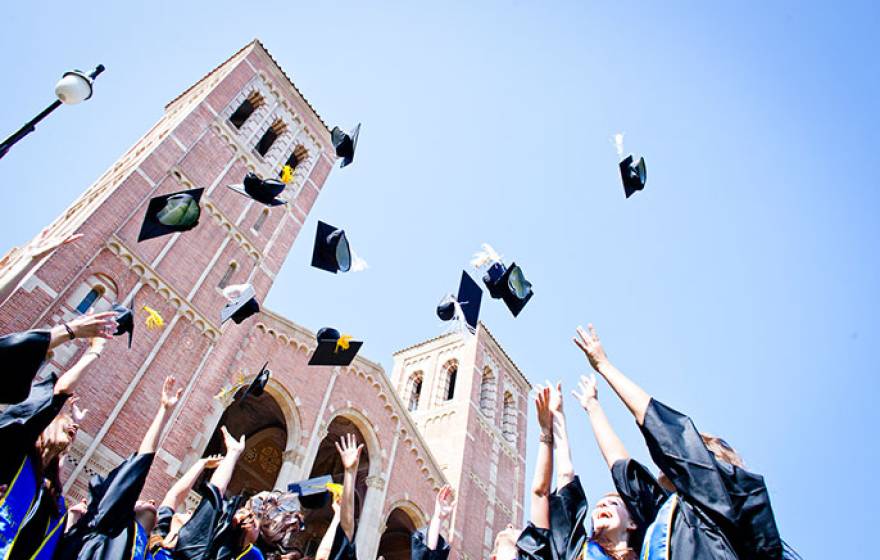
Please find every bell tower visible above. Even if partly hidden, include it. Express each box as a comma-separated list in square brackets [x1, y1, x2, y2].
[391, 325, 530, 560]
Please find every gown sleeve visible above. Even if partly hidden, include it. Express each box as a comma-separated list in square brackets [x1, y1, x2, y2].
[0, 329, 50, 404]
[85, 452, 156, 534]
[329, 523, 357, 560]
[153, 505, 175, 538]
[516, 523, 554, 560]
[548, 476, 588, 560]
[639, 398, 783, 559]
[610, 458, 668, 550]
[173, 482, 225, 560]
[411, 527, 450, 560]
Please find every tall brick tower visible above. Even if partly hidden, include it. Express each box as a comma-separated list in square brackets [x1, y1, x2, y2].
[391, 326, 531, 560]
[0, 40, 337, 498]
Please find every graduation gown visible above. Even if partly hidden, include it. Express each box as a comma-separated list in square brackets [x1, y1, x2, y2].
[516, 523, 555, 560]
[326, 524, 357, 560]
[411, 527, 450, 560]
[0, 329, 51, 404]
[547, 477, 628, 560]
[612, 398, 783, 560]
[59, 452, 155, 560]
[172, 483, 226, 560]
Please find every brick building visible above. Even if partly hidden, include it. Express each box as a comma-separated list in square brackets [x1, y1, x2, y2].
[0, 40, 530, 560]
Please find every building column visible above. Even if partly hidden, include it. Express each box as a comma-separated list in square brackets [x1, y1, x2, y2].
[355, 474, 388, 559]
[274, 448, 303, 490]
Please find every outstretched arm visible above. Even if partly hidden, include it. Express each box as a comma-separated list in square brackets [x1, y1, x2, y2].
[54, 337, 106, 395]
[547, 381, 575, 489]
[0, 232, 83, 307]
[530, 386, 554, 529]
[161, 455, 222, 510]
[315, 500, 342, 560]
[573, 374, 630, 468]
[139, 376, 182, 454]
[428, 485, 456, 549]
[48, 310, 117, 353]
[209, 426, 246, 497]
[336, 433, 364, 541]
[574, 325, 651, 425]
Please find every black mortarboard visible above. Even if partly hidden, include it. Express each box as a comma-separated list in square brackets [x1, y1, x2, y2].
[308, 327, 363, 366]
[236, 361, 270, 402]
[112, 303, 133, 348]
[311, 221, 352, 274]
[437, 271, 483, 331]
[287, 475, 333, 509]
[483, 262, 534, 317]
[220, 284, 260, 325]
[619, 154, 647, 198]
[331, 123, 361, 168]
[137, 188, 204, 242]
[227, 172, 287, 206]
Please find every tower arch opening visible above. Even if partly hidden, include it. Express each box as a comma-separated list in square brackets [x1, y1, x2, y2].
[377, 506, 422, 560]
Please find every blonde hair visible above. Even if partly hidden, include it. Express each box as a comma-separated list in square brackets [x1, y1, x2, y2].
[700, 433, 744, 468]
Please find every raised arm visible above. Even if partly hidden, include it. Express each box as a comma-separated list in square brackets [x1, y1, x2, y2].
[0, 232, 83, 306]
[315, 499, 342, 560]
[530, 386, 554, 529]
[48, 310, 118, 353]
[572, 374, 630, 468]
[547, 381, 575, 489]
[427, 485, 456, 549]
[139, 376, 182, 454]
[209, 426, 246, 497]
[161, 455, 222, 510]
[336, 433, 364, 541]
[574, 325, 651, 425]
[54, 337, 106, 395]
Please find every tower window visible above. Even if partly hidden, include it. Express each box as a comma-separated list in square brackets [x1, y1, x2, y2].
[255, 119, 287, 157]
[502, 392, 516, 444]
[279, 144, 309, 178]
[407, 372, 423, 412]
[438, 360, 458, 403]
[479, 367, 496, 416]
[75, 285, 105, 314]
[253, 208, 269, 232]
[218, 261, 238, 289]
[228, 91, 265, 129]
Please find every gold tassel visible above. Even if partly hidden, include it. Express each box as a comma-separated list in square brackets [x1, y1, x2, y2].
[335, 334, 353, 353]
[280, 165, 293, 184]
[325, 482, 344, 501]
[143, 306, 165, 330]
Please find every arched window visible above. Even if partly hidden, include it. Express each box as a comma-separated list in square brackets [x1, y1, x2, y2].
[438, 360, 458, 403]
[228, 91, 265, 129]
[253, 208, 269, 232]
[218, 261, 238, 289]
[255, 119, 287, 157]
[479, 367, 496, 416]
[502, 391, 516, 444]
[279, 144, 309, 179]
[75, 285, 104, 314]
[406, 372, 423, 412]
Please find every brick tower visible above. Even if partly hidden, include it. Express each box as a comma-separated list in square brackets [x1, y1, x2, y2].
[391, 326, 531, 560]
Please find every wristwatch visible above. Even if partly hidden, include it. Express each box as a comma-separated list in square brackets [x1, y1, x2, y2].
[63, 323, 76, 340]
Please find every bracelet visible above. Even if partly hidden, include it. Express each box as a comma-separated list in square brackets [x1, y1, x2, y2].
[85, 351, 101, 359]
[63, 323, 76, 340]
[539, 432, 554, 444]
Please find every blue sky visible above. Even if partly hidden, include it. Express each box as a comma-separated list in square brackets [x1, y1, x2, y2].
[2, 1, 878, 555]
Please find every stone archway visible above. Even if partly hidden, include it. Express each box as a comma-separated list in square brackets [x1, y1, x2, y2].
[377, 505, 423, 560]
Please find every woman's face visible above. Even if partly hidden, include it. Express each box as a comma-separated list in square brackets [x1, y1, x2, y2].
[590, 495, 633, 535]
[235, 506, 261, 546]
[491, 524, 522, 560]
[43, 414, 79, 451]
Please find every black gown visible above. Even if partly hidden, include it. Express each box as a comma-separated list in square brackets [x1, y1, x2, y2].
[58, 452, 155, 560]
[0, 329, 51, 404]
[516, 523, 555, 560]
[410, 527, 449, 560]
[326, 523, 357, 560]
[611, 398, 783, 559]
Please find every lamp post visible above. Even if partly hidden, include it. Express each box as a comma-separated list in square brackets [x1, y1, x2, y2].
[0, 64, 105, 160]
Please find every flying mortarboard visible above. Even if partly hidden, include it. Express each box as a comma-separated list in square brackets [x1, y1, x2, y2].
[437, 271, 483, 332]
[227, 172, 287, 207]
[331, 123, 361, 168]
[619, 154, 647, 198]
[220, 284, 260, 325]
[236, 361, 270, 402]
[310, 221, 367, 274]
[137, 188, 204, 242]
[111, 303, 133, 348]
[308, 327, 363, 366]
[471, 243, 534, 317]
[287, 475, 334, 509]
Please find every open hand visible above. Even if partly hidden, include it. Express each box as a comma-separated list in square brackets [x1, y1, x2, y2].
[202, 454, 224, 469]
[534, 385, 553, 433]
[69, 396, 89, 423]
[545, 380, 564, 414]
[572, 374, 599, 411]
[574, 324, 611, 373]
[221, 426, 246, 455]
[27, 230, 83, 261]
[161, 376, 183, 410]
[68, 311, 117, 339]
[434, 484, 456, 520]
[335, 433, 364, 471]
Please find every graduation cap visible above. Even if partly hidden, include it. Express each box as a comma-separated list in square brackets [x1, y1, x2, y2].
[310, 221, 367, 274]
[227, 172, 286, 207]
[619, 154, 647, 198]
[235, 361, 270, 402]
[308, 327, 363, 366]
[472, 244, 534, 317]
[331, 123, 361, 168]
[287, 475, 334, 509]
[137, 188, 204, 242]
[111, 303, 133, 348]
[220, 284, 260, 325]
[437, 271, 483, 332]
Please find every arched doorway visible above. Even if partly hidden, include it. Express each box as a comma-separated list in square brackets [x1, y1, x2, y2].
[201, 390, 287, 497]
[377, 507, 419, 560]
[293, 416, 372, 557]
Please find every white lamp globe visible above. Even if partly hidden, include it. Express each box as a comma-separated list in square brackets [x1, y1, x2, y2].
[54, 71, 93, 105]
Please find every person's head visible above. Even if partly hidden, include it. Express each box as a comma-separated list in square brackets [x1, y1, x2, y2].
[490, 524, 522, 560]
[247, 491, 305, 549]
[590, 493, 637, 552]
[35, 413, 79, 462]
[135, 500, 158, 532]
[234, 505, 262, 548]
[657, 432, 745, 491]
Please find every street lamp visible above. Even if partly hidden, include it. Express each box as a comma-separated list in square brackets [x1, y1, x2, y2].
[0, 64, 105, 160]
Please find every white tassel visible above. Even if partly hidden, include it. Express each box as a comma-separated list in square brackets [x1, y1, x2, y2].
[612, 132, 626, 159]
[349, 248, 368, 272]
[442, 299, 475, 336]
[222, 284, 249, 300]
[470, 243, 502, 269]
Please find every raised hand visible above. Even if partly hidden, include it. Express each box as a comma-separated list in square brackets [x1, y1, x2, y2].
[534, 385, 553, 433]
[572, 374, 599, 411]
[87, 336, 107, 356]
[574, 324, 611, 373]
[161, 376, 183, 410]
[545, 380, 564, 415]
[434, 484, 456, 520]
[221, 426, 246, 455]
[335, 433, 364, 472]
[203, 454, 224, 469]
[26, 230, 84, 260]
[68, 311, 118, 340]
[69, 396, 89, 424]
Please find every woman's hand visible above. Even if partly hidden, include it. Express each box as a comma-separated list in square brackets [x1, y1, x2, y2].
[573, 324, 611, 373]
[546, 380, 564, 415]
[202, 454, 224, 469]
[572, 374, 600, 412]
[335, 433, 364, 472]
[221, 426, 246, 455]
[434, 484, 456, 520]
[26, 231, 83, 261]
[160, 376, 183, 410]
[67, 311, 118, 340]
[534, 385, 553, 434]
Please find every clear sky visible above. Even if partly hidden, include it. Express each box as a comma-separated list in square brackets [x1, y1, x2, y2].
[2, 1, 878, 555]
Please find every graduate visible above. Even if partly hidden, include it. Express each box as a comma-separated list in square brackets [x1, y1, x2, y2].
[0, 310, 116, 404]
[542, 382, 638, 560]
[572, 324, 784, 559]
[314, 434, 362, 560]
[59, 375, 184, 560]
[410, 485, 455, 560]
[0, 230, 83, 307]
[0, 336, 104, 560]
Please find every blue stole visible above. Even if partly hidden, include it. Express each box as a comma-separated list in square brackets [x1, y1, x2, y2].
[236, 544, 264, 560]
[0, 457, 39, 559]
[641, 494, 678, 560]
[131, 521, 149, 560]
[29, 494, 67, 560]
[582, 540, 612, 559]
